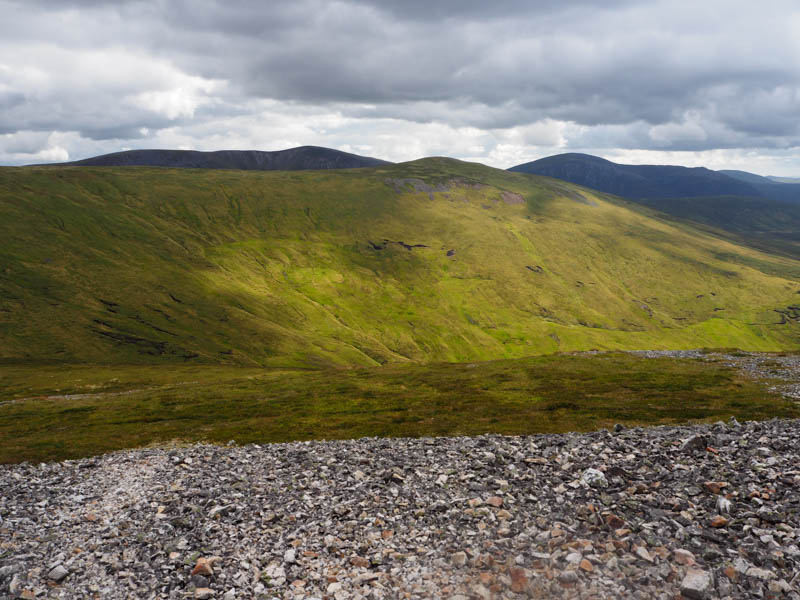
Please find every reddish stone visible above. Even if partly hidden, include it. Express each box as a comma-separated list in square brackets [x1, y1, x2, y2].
[486, 496, 504, 508]
[510, 567, 528, 593]
[614, 528, 632, 538]
[191, 558, 215, 577]
[350, 556, 370, 568]
[653, 546, 669, 559]
[710, 515, 729, 528]
[605, 513, 625, 529]
[703, 481, 727, 495]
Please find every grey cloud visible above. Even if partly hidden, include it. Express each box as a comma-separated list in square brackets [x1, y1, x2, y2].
[1, 0, 800, 161]
[0, 130, 51, 154]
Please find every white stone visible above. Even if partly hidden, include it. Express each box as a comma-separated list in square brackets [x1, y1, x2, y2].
[746, 567, 776, 581]
[327, 582, 343, 594]
[580, 468, 608, 488]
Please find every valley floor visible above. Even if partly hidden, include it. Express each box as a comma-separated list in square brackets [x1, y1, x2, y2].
[2, 351, 800, 464]
[1, 419, 799, 599]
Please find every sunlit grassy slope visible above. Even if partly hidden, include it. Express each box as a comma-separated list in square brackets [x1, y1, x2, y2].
[1, 158, 799, 367]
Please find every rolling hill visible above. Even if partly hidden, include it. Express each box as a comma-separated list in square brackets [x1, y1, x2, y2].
[1, 158, 799, 367]
[41, 146, 390, 171]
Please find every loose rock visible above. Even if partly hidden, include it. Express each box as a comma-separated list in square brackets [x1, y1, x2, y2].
[47, 565, 68, 583]
[580, 468, 608, 488]
[2, 418, 800, 599]
[681, 569, 712, 599]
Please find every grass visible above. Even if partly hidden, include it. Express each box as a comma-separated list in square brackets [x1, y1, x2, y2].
[2, 352, 798, 464]
[632, 195, 800, 262]
[1, 159, 799, 368]
[2, 159, 800, 464]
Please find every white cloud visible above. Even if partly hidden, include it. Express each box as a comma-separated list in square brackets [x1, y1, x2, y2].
[648, 114, 708, 147]
[131, 79, 224, 120]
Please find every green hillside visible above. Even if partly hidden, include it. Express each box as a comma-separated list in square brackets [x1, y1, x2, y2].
[1, 158, 799, 367]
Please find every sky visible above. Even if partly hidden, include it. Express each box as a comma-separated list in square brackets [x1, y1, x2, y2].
[2, 0, 800, 174]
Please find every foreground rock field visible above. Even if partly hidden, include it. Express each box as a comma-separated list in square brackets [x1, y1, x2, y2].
[2, 419, 800, 599]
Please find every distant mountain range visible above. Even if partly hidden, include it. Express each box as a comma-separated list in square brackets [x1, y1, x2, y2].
[768, 176, 800, 184]
[38, 146, 391, 171]
[509, 153, 800, 259]
[509, 153, 800, 204]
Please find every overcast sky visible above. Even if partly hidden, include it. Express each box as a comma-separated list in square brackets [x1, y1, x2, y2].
[2, 0, 800, 174]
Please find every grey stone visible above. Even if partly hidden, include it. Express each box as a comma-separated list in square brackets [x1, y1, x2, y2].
[680, 435, 708, 453]
[47, 564, 69, 583]
[680, 569, 711, 599]
[757, 507, 783, 523]
[558, 570, 579, 583]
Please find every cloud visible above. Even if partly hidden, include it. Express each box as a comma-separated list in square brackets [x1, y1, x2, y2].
[1, 0, 800, 173]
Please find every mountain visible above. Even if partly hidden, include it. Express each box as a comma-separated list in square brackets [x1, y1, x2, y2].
[769, 176, 800, 184]
[509, 154, 800, 259]
[509, 153, 762, 199]
[39, 146, 391, 171]
[718, 169, 777, 186]
[1, 158, 799, 367]
[509, 153, 800, 203]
